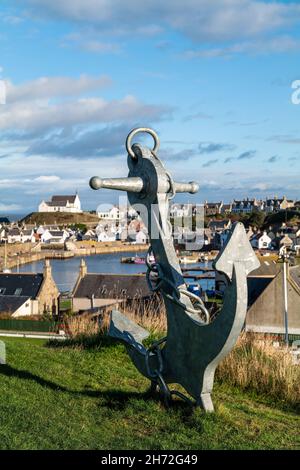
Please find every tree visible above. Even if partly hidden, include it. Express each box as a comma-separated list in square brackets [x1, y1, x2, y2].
[246, 211, 266, 229]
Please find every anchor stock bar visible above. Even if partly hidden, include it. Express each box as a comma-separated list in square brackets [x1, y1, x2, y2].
[90, 176, 199, 194]
[90, 176, 144, 193]
[174, 181, 199, 194]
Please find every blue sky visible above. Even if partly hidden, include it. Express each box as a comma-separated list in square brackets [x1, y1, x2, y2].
[0, 0, 300, 214]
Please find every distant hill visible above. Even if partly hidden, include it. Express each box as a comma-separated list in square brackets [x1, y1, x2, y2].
[20, 212, 100, 226]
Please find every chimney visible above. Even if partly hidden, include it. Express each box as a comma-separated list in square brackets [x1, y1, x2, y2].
[44, 259, 52, 278]
[79, 258, 87, 278]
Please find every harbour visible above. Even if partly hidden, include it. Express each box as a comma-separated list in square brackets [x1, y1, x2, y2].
[11, 251, 215, 293]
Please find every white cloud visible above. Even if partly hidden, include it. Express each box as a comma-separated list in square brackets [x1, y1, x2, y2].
[184, 35, 300, 58]
[62, 32, 122, 54]
[77, 40, 121, 53]
[6, 74, 112, 103]
[2, 15, 24, 25]
[0, 179, 19, 188]
[0, 203, 22, 211]
[34, 175, 61, 183]
[23, 0, 300, 42]
[0, 76, 171, 132]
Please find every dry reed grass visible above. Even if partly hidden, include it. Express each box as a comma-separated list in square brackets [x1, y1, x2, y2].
[216, 332, 300, 408]
[65, 302, 299, 408]
[122, 296, 167, 334]
[66, 315, 100, 337]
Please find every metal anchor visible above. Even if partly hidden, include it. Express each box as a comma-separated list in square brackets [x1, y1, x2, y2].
[89, 127, 260, 412]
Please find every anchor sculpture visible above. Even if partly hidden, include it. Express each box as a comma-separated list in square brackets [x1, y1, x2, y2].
[89, 128, 260, 412]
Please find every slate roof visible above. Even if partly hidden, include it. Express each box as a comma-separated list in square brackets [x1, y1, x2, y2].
[0, 273, 44, 298]
[248, 261, 281, 278]
[205, 202, 222, 208]
[208, 220, 230, 230]
[247, 261, 281, 306]
[49, 231, 65, 237]
[233, 199, 257, 207]
[0, 295, 30, 314]
[52, 195, 77, 204]
[289, 266, 300, 290]
[248, 278, 273, 307]
[46, 201, 69, 207]
[222, 204, 232, 210]
[8, 228, 21, 236]
[73, 274, 152, 300]
[0, 217, 9, 224]
[268, 231, 276, 240]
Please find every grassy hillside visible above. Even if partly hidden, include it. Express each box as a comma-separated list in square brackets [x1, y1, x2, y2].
[0, 336, 299, 450]
[21, 211, 100, 226]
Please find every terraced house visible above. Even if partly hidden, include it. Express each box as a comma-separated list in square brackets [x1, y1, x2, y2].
[0, 260, 59, 317]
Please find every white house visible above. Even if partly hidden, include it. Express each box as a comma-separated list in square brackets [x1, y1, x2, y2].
[37, 225, 46, 235]
[250, 231, 272, 250]
[41, 229, 68, 244]
[20, 229, 34, 243]
[135, 230, 148, 244]
[97, 205, 126, 221]
[82, 229, 96, 241]
[97, 230, 116, 242]
[7, 228, 22, 244]
[39, 194, 82, 213]
[0, 296, 32, 317]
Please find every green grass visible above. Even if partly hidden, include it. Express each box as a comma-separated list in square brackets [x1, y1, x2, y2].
[59, 298, 72, 310]
[0, 336, 299, 450]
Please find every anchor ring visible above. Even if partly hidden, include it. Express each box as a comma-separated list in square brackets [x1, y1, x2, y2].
[126, 127, 160, 160]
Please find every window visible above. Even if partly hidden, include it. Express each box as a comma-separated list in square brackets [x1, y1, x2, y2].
[0, 288, 6, 294]
[14, 288, 22, 296]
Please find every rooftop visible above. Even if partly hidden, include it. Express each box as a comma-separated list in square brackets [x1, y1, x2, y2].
[73, 273, 152, 300]
[0, 295, 30, 314]
[0, 273, 44, 298]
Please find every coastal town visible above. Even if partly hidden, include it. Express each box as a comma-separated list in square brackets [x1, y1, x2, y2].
[0, 191, 299, 346]
[1, 193, 300, 253]
[2, 0, 300, 454]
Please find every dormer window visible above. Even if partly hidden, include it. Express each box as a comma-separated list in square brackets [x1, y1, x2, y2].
[0, 288, 6, 295]
[14, 288, 22, 296]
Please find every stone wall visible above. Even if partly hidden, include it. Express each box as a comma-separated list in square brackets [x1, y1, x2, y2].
[36, 260, 60, 315]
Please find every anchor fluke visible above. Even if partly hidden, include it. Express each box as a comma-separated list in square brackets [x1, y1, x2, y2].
[109, 310, 150, 345]
[213, 222, 260, 281]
